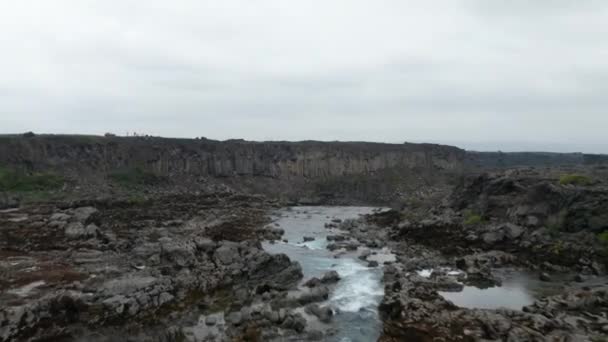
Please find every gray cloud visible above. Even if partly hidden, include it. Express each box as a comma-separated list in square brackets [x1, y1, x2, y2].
[0, 0, 607, 153]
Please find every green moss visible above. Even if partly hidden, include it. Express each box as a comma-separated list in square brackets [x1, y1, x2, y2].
[559, 174, 593, 186]
[598, 231, 608, 244]
[463, 210, 484, 226]
[109, 167, 165, 187]
[550, 240, 565, 255]
[0, 166, 64, 192]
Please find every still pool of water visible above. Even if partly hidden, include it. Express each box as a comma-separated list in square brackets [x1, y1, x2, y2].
[437, 268, 595, 311]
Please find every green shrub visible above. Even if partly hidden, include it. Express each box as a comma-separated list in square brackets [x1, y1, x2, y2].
[109, 167, 164, 187]
[0, 166, 64, 192]
[559, 174, 593, 186]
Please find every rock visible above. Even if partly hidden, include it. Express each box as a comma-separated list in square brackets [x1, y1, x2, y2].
[303, 236, 315, 242]
[249, 253, 303, 290]
[282, 313, 306, 333]
[205, 315, 217, 326]
[574, 274, 585, 283]
[103, 295, 128, 314]
[539, 272, 551, 282]
[65, 222, 98, 239]
[359, 249, 371, 261]
[50, 213, 70, 221]
[482, 230, 504, 245]
[194, 237, 216, 252]
[304, 277, 322, 288]
[320, 271, 340, 283]
[160, 238, 197, 267]
[72, 207, 98, 223]
[297, 286, 330, 305]
[326, 235, 346, 242]
[502, 223, 524, 239]
[526, 215, 540, 227]
[305, 304, 333, 323]
[227, 311, 242, 325]
[368, 261, 379, 268]
[49, 220, 67, 229]
[214, 242, 238, 265]
[590, 261, 604, 276]
[306, 330, 324, 341]
[158, 292, 174, 306]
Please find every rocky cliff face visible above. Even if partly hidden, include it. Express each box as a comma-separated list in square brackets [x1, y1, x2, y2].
[465, 151, 608, 170]
[0, 135, 466, 204]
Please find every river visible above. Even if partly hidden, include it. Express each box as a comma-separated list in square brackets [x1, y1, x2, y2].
[263, 206, 393, 342]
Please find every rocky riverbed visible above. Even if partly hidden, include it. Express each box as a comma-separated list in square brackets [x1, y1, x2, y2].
[2, 164, 608, 341]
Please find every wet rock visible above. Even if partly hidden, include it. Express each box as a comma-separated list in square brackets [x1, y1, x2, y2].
[320, 270, 340, 283]
[305, 304, 333, 323]
[368, 260, 379, 268]
[304, 277, 321, 288]
[539, 272, 551, 282]
[306, 330, 325, 341]
[303, 236, 315, 242]
[359, 249, 371, 261]
[326, 235, 346, 242]
[297, 286, 330, 305]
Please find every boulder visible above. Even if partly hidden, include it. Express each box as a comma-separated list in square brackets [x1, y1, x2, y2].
[72, 207, 98, 223]
[539, 272, 551, 282]
[282, 313, 306, 333]
[65, 222, 98, 239]
[160, 238, 197, 267]
[50, 213, 70, 222]
[502, 223, 525, 240]
[320, 270, 340, 283]
[304, 277, 322, 288]
[297, 286, 330, 305]
[214, 242, 239, 265]
[305, 304, 333, 323]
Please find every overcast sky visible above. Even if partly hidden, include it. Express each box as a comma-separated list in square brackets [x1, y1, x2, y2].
[1, 1, 607, 153]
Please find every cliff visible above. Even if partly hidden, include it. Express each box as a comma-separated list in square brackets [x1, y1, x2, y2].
[0, 134, 466, 204]
[465, 151, 608, 170]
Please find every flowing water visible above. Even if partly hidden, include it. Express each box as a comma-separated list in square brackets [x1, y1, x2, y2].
[262, 206, 601, 341]
[263, 206, 392, 342]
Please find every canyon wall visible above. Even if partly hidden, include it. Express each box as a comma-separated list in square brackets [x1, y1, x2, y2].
[0, 135, 466, 204]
